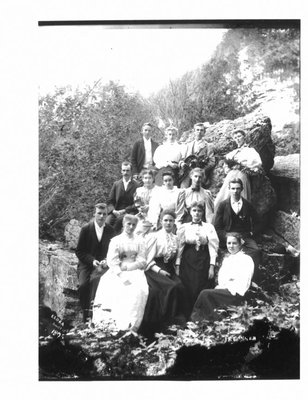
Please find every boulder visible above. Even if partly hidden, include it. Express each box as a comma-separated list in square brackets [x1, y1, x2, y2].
[269, 154, 300, 214]
[203, 112, 275, 172]
[64, 219, 82, 250]
[271, 211, 300, 250]
[39, 240, 82, 326]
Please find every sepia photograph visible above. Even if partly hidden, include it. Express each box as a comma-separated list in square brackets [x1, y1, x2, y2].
[37, 18, 300, 382]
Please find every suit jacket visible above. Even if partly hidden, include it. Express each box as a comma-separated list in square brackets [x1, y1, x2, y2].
[131, 138, 159, 174]
[76, 221, 115, 270]
[214, 197, 261, 243]
[107, 178, 139, 214]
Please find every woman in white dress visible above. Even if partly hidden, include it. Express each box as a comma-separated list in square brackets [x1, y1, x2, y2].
[92, 214, 148, 332]
[214, 130, 262, 209]
[191, 232, 254, 322]
[147, 170, 184, 231]
[153, 125, 183, 186]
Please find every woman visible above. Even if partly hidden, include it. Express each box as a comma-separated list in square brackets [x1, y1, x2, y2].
[191, 232, 254, 322]
[92, 214, 148, 332]
[147, 171, 183, 231]
[176, 201, 219, 314]
[139, 210, 189, 336]
[214, 129, 262, 208]
[133, 169, 159, 222]
[153, 125, 183, 186]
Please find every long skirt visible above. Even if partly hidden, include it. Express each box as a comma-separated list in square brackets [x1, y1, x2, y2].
[179, 244, 215, 315]
[214, 170, 251, 209]
[92, 269, 148, 331]
[191, 288, 244, 322]
[139, 257, 189, 336]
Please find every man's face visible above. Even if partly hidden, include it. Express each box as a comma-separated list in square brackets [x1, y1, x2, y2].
[94, 208, 107, 227]
[191, 172, 202, 188]
[229, 183, 242, 201]
[121, 164, 132, 179]
[142, 125, 152, 140]
[194, 126, 205, 141]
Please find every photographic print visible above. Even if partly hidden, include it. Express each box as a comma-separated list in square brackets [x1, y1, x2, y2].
[38, 19, 300, 381]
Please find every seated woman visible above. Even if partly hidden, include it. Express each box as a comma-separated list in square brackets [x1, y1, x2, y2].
[139, 210, 189, 336]
[92, 214, 148, 332]
[176, 201, 219, 314]
[214, 129, 262, 209]
[153, 125, 184, 186]
[191, 232, 254, 322]
[147, 170, 184, 231]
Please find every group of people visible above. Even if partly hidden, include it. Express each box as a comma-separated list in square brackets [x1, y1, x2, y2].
[75, 122, 263, 336]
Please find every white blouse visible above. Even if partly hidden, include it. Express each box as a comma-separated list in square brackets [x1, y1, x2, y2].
[145, 229, 179, 272]
[216, 250, 254, 296]
[176, 222, 219, 265]
[153, 142, 184, 169]
[147, 186, 183, 227]
[106, 232, 146, 275]
[226, 146, 262, 171]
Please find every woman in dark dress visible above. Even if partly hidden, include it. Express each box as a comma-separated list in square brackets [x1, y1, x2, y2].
[176, 201, 219, 314]
[139, 210, 189, 336]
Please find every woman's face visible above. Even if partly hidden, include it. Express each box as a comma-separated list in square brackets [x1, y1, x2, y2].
[233, 132, 245, 148]
[190, 206, 203, 222]
[226, 236, 241, 255]
[142, 173, 154, 188]
[163, 174, 174, 190]
[161, 214, 175, 233]
[123, 219, 137, 235]
[165, 129, 177, 142]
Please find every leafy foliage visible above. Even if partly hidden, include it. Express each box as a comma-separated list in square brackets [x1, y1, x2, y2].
[39, 81, 155, 239]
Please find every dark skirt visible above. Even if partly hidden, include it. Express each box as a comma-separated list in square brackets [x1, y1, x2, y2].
[179, 243, 215, 315]
[191, 288, 244, 322]
[138, 257, 189, 336]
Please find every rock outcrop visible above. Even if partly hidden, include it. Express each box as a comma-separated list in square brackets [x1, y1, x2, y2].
[64, 219, 82, 250]
[269, 154, 300, 214]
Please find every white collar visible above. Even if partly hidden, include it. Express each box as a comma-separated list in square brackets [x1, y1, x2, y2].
[94, 220, 105, 231]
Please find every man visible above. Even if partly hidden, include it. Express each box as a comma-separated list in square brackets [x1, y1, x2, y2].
[131, 122, 159, 178]
[214, 178, 262, 269]
[176, 168, 215, 225]
[179, 122, 216, 188]
[106, 161, 139, 233]
[75, 203, 114, 323]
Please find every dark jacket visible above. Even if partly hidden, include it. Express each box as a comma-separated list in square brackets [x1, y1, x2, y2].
[131, 138, 159, 174]
[214, 197, 261, 244]
[76, 221, 115, 270]
[107, 178, 139, 214]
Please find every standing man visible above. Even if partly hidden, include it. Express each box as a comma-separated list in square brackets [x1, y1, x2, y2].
[131, 122, 159, 179]
[179, 122, 216, 188]
[106, 161, 139, 233]
[76, 203, 114, 324]
[214, 178, 262, 270]
[176, 168, 215, 225]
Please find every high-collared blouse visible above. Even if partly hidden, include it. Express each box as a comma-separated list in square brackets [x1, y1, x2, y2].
[106, 232, 146, 275]
[153, 142, 184, 169]
[176, 221, 219, 265]
[216, 250, 254, 296]
[176, 187, 214, 224]
[145, 229, 179, 272]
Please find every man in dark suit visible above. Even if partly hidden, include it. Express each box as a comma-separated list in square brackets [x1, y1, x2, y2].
[131, 122, 159, 178]
[76, 203, 114, 323]
[106, 161, 139, 233]
[214, 178, 262, 270]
